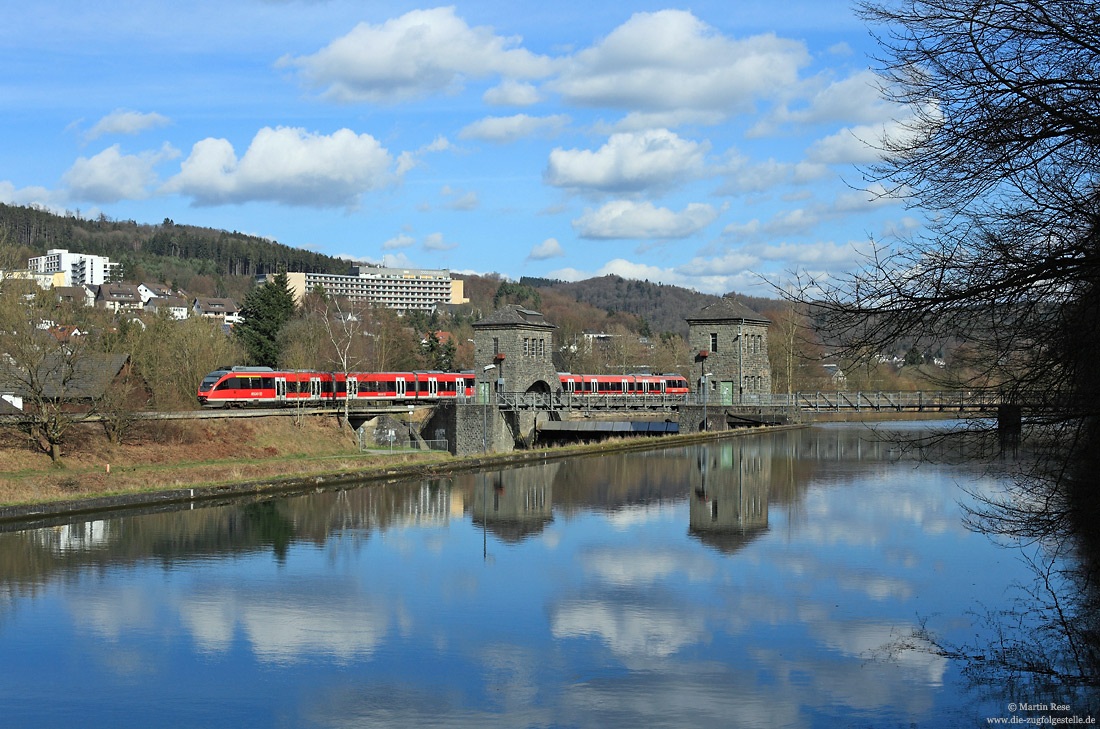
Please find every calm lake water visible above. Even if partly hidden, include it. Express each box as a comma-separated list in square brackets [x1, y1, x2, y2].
[0, 423, 1063, 727]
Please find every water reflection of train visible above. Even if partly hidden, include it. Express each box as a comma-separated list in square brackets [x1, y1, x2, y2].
[197, 367, 688, 407]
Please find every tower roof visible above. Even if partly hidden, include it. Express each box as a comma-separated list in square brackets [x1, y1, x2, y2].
[472, 304, 556, 329]
[685, 297, 770, 325]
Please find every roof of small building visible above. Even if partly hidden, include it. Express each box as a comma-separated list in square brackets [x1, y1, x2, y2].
[193, 297, 239, 313]
[54, 286, 88, 300]
[685, 297, 770, 325]
[0, 352, 130, 400]
[472, 304, 556, 329]
[148, 296, 188, 308]
[97, 283, 142, 302]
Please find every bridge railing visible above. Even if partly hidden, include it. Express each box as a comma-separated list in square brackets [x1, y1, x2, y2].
[497, 391, 687, 411]
[492, 389, 1006, 412]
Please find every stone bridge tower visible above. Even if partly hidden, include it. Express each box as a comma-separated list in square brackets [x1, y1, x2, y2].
[685, 297, 771, 406]
[471, 305, 560, 398]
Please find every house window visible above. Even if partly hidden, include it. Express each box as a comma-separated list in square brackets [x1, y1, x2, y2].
[710, 333, 718, 352]
[493, 337, 499, 355]
[538, 339, 544, 358]
[523, 338, 529, 356]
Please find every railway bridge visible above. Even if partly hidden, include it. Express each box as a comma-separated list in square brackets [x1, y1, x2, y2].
[424, 302, 1038, 456]
[428, 388, 1022, 456]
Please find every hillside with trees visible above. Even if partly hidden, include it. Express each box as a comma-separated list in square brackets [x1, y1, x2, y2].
[0, 203, 350, 300]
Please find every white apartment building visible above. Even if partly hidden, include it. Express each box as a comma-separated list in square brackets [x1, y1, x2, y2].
[260, 266, 468, 312]
[27, 249, 118, 287]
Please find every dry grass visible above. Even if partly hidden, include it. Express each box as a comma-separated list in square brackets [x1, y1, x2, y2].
[0, 416, 447, 506]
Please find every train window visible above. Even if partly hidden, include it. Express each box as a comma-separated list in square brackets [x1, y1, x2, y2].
[215, 379, 231, 391]
[321, 381, 333, 394]
[335, 381, 346, 394]
[262, 377, 274, 389]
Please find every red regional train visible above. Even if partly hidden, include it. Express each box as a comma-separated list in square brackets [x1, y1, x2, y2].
[197, 367, 689, 408]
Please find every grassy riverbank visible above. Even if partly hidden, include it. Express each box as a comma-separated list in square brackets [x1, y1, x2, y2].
[0, 417, 448, 507]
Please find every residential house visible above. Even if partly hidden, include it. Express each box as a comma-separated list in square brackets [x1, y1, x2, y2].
[146, 296, 190, 320]
[95, 283, 144, 313]
[47, 325, 85, 344]
[137, 282, 173, 305]
[55, 286, 96, 308]
[193, 297, 242, 325]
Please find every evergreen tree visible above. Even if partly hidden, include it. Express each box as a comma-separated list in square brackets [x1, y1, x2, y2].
[235, 272, 296, 367]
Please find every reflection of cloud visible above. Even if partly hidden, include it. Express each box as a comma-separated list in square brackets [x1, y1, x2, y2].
[602, 502, 680, 530]
[774, 552, 914, 602]
[581, 547, 714, 586]
[797, 604, 947, 686]
[559, 669, 806, 729]
[70, 587, 156, 640]
[550, 600, 705, 658]
[178, 590, 389, 663]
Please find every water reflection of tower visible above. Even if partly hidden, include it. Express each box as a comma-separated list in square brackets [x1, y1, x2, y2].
[688, 439, 771, 553]
[471, 463, 557, 543]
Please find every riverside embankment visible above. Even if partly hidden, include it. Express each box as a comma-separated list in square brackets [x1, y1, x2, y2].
[0, 414, 809, 526]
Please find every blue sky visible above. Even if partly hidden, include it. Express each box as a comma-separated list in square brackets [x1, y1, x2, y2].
[1, 0, 921, 296]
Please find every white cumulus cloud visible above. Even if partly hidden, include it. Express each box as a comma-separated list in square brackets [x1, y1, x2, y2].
[440, 184, 479, 210]
[551, 10, 808, 118]
[0, 181, 69, 213]
[280, 7, 554, 103]
[163, 126, 392, 208]
[381, 234, 416, 250]
[572, 200, 719, 240]
[459, 114, 569, 144]
[482, 79, 543, 106]
[545, 128, 707, 193]
[527, 238, 565, 260]
[85, 108, 171, 140]
[717, 150, 830, 195]
[422, 232, 456, 251]
[63, 142, 179, 203]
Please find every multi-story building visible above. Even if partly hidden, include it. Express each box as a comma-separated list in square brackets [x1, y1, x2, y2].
[27, 249, 118, 287]
[259, 266, 468, 312]
[0, 269, 66, 290]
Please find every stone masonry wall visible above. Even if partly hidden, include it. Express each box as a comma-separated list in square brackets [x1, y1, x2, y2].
[688, 321, 771, 402]
[473, 326, 559, 396]
[431, 403, 516, 457]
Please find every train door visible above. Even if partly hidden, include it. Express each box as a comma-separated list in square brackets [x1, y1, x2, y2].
[428, 377, 438, 398]
[310, 377, 321, 400]
[347, 376, 358, 399]
[275, 377, 286, 403]
[395, 377, 407, 399]
[565, 378, 576, 394]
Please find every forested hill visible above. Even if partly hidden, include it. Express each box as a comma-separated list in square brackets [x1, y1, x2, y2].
[521, 275, 779, 338]
[0, 203, 349, 280]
